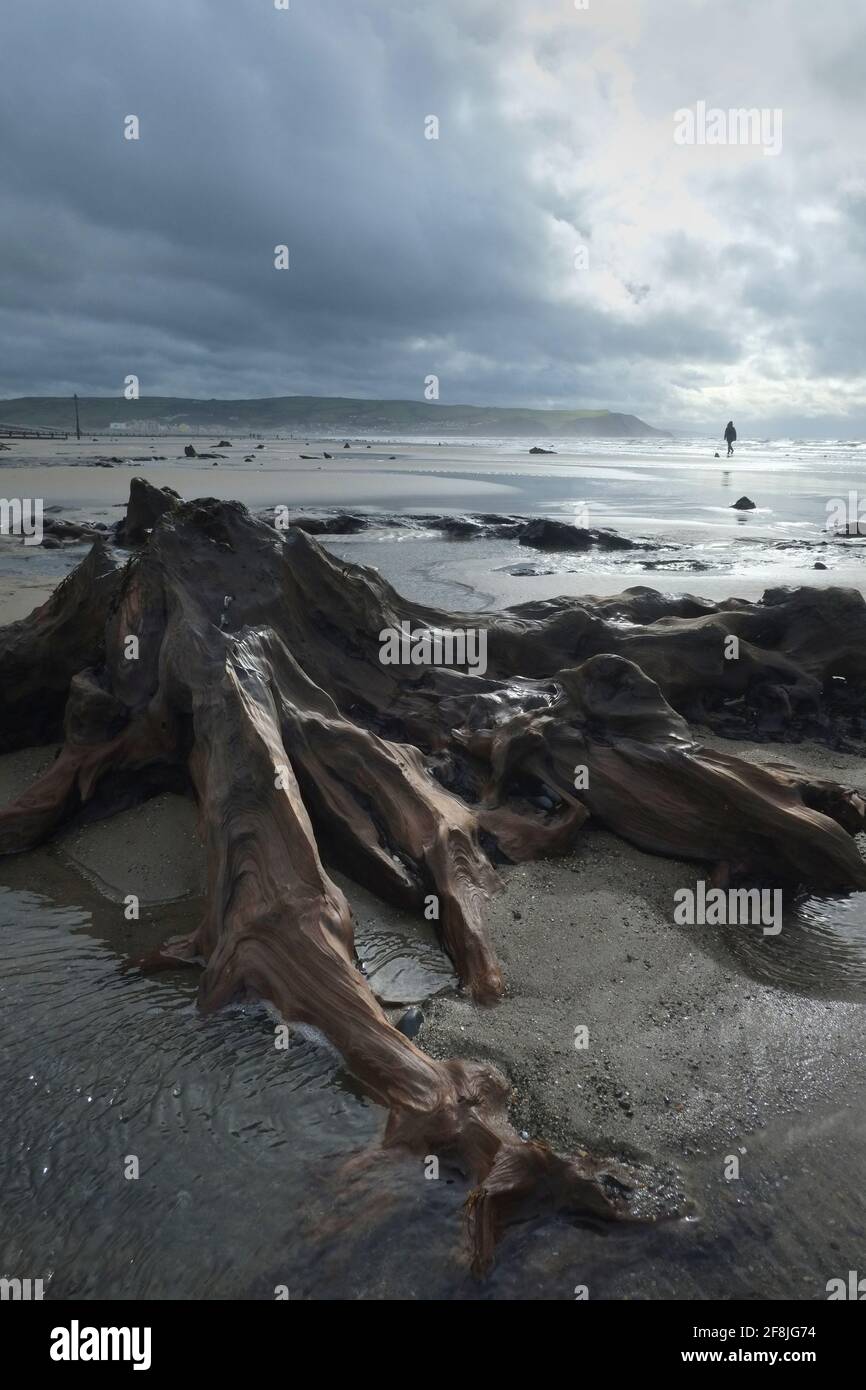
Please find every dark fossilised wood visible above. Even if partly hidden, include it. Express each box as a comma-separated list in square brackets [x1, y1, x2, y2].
[454, 656, 866, 889]
[2, 490, 865, 1271]
[115, 475, 181, 545]
[0, 539, 123, 753]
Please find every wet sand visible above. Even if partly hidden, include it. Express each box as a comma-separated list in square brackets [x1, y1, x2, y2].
[417, 733, 866, 1297]
[421, 741, 866, 1159]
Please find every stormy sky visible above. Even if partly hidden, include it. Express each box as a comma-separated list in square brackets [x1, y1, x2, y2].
[1, 0, 865, 434]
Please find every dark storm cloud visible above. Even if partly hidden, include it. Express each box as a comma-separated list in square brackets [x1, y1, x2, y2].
[1, 0, 865, 431]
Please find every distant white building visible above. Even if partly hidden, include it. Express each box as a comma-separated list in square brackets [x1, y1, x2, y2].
[109, 421, 179, 434]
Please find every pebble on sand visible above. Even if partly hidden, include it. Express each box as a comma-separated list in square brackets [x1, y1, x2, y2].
[396, 1006, 424, 1039]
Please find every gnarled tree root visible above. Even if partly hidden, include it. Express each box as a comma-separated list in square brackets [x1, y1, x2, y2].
[2, 490, 865, 1272]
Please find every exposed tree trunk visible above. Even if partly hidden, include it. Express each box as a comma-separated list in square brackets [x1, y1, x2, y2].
[2, 491, 865, 1271]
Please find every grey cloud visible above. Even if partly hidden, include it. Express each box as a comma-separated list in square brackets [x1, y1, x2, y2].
[0, 0, 865, 432]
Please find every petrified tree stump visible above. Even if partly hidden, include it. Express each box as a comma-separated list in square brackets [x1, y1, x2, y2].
[2, 490, 865, 1271]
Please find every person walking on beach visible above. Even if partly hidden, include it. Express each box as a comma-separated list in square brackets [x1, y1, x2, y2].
[724, 420, 737, 456]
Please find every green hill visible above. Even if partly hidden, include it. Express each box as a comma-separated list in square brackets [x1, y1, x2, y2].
[0, 395, 667, 438]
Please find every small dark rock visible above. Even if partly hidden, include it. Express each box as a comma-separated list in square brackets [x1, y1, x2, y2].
[396, 1006, 424, 1039]
[731, 495, 756, 510]
[434, 515, 483, 538]
[519, 518, 639, 552]
[520, 518, 592, 551]
[184, 444, 197, 458]
[289, 513, 367, 536]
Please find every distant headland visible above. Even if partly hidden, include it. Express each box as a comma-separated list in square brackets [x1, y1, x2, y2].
[0, 394, 668, 438]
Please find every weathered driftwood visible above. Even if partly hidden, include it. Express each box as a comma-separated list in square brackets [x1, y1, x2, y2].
[2, 488, 865, 1271]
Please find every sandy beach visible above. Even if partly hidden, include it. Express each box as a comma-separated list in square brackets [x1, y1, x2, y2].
[3, 437, 866, 1298]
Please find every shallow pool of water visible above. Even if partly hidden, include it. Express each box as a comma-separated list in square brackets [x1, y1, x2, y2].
[720, 890, 866, 1000]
